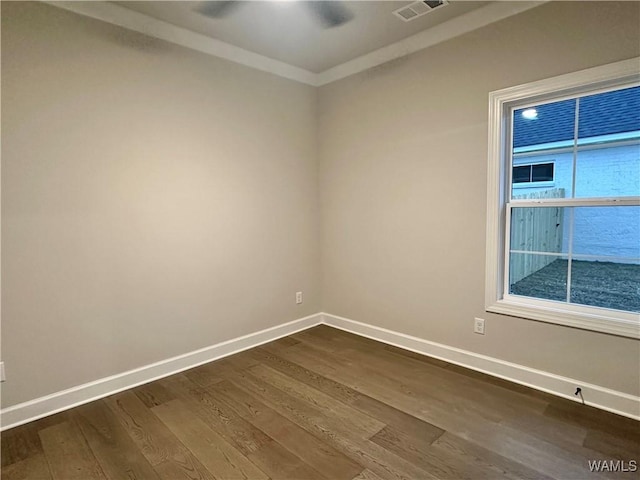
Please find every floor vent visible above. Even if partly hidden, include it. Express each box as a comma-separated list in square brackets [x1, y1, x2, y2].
[393, 0, 448, 22]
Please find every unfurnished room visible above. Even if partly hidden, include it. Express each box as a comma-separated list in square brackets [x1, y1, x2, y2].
[1, 1, 639, 479]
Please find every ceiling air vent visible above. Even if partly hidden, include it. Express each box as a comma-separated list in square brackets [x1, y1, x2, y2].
[393, 0, 448, 22]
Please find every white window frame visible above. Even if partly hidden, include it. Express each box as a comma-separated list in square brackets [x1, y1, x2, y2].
[485, 58, 640, 339]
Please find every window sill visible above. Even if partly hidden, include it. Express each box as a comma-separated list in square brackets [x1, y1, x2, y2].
[512, 181, 555, 189]
[486, 298, 640, 339]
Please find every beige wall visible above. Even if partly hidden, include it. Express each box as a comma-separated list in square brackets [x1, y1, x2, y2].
[3, 1, 639, 410]
[1, 2, 320, 407]
[318, 1, 640, 396]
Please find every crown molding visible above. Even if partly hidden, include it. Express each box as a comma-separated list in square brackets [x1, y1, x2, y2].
[43, 1, 545, 87]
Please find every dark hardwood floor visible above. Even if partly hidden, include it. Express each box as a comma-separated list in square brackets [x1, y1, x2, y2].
[2, 325, 639, 479]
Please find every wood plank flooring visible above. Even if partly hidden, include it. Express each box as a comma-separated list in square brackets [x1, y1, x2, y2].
[2, 325, 639, 479]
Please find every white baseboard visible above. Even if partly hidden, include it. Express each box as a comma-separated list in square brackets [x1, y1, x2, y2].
[3, 311, 638, 431]
[321, 312, 640, 421]
[0, 313, 322, 431]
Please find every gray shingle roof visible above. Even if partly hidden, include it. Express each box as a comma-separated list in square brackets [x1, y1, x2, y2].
[513, 85, 640, 148]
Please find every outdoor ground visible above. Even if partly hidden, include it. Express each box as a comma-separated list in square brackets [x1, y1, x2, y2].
[511, 259, 640, 312]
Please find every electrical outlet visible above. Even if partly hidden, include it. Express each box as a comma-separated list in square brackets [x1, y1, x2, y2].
[296, 291, 303, 304]
[474, 318, 485, 335]
[0, 362, 5, 382]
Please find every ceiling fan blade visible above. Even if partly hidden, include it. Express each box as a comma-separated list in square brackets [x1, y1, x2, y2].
[306, 1, 353, 28]
[194, 1, 241, 19]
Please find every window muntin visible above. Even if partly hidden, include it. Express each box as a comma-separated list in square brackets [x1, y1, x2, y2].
[485, 58, 640, 338]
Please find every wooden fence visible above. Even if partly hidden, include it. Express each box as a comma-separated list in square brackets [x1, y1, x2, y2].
[510, 188, 565, 285]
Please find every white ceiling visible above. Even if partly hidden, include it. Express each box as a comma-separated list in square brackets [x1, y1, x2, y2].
[116, 1, 490, 73]
[47, 1, 543, 85]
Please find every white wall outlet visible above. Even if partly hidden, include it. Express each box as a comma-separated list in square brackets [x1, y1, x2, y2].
[296, 291, 303, 304]
[0, 362, 5, 382]
[474, 318, 485, 335]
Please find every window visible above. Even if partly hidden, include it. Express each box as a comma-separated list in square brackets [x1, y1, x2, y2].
[512, 162, 554, 185]
[486, 58, 640, 338]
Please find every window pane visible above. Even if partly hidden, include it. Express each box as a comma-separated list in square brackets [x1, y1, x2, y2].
[575, 86, 640, 198]
[531, 163, 553, 182]
[572, 206, 640, 258]
[513, 99, 576, 148]
[512, 98, 576, 199]
[509, 206, 567, 254]
[513, 165, 531, 183]
[575, 143, 640, 198]
[570, 260, 640, 312]
[578, 86, 640, 139]
[509, 253, 567, 302]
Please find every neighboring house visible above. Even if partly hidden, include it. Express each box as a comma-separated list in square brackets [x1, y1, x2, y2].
[511, 86, 640, 262]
